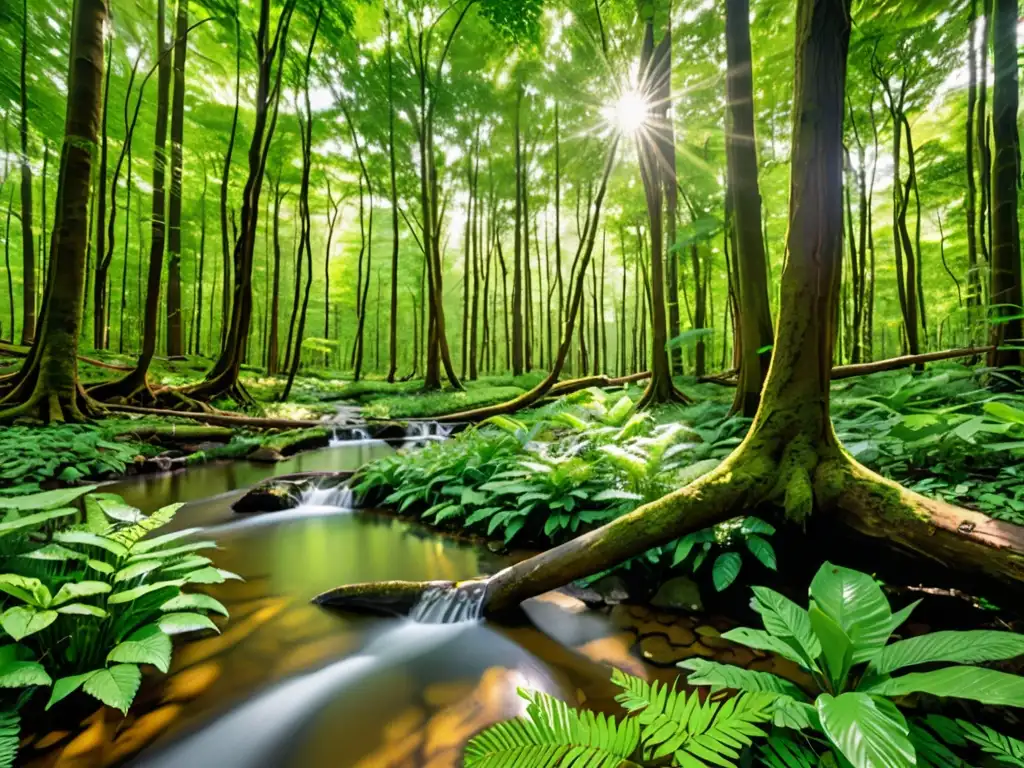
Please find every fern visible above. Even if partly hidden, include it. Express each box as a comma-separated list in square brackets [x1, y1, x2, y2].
[0, 711, 17, 768]
[610, 669, 774, 767]
[465, 689, 642, 768]
[958, 721, 1024, 767]
[757, 731, 820, 768]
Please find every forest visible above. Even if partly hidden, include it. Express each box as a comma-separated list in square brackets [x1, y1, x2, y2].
[0, 0, 1024, 766]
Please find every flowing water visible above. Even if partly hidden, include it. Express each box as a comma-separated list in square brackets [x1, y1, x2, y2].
[21, 438, 686, 768]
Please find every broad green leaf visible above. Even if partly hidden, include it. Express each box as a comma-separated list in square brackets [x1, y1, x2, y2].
[712, 552, 742, 591]
[107, 624, 173, 673]
[0, 574, 51, 606]
[160, 592, 229, 617]
[809, 562, 892, 661]
[0, 659, 51, 689]
[745, 535, 777, 570]
[720, 628, 810, 668]
[130, 527, 205, 554]
[114, 560, 165, 583]
[1, 607, 58, 640]
[0, 508, 77, 538]
[863, 666, 1024, 707]
[158, 612, 220, 635]
[18, 543, 87, 562]
[0, 486, 96, 511]
[872, 630, 1024, 676]
[126, 540, 216, 562]
[57, 603, 107, 618]
[751, 586, 822, 664]
[54, 530, 129, 559]
[47, 671, 99, 710]
[809, 603, 853, 692]
[816, 693, 916, 768]
[51, 580, 112, 606]
[82, 664, 142, 714]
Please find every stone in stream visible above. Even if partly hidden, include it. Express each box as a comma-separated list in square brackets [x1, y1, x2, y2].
[650, 576, 704, 613]
[231, 471, 355, 514]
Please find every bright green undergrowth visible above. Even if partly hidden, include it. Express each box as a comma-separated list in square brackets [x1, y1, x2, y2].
[467, 562, 1024, 768]
[0, 486, 233, 767]
[356, 387, 775, 592]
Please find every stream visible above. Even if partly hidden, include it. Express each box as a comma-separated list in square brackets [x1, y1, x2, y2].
[23, 435, 681, 768]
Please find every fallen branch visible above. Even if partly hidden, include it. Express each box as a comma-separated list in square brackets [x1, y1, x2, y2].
[547, 371, 651, 397]
[830, 347, 993, 379]
[103, 403, 324, 430]
[0, 342, 133, 372]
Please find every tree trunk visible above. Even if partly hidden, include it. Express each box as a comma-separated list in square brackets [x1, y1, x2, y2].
[726, 0, 773, 416]
[165, 0, 190, 358]
[511, 84, 525, 376]
[220, 0, 241, 347]
[267, 179, 284, 375]
[987, 0, 1023, 369]
[0, 0, 106, 422]
[18, 0, 35, 346]
[385, 5, 400, 383]
[966, 0, 982, 336]
[92, 39, 112, 349]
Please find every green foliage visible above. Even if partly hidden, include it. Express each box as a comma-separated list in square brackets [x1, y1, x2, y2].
[0, 426, 141, 495]
[465, 667, 774, 767]
[356, 389, 772, 590]
[0, 487, 233, 764]
[679, 562, 1024, 768]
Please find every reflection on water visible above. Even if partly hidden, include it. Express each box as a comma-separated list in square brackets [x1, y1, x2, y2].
[21, 441, 637, 768]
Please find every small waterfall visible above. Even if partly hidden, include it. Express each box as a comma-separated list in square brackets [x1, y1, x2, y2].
[298, 483, 355, 509]
[410, 582, 487, 624]
[404, 421, 455, 441]
[329, 426, 373, 446]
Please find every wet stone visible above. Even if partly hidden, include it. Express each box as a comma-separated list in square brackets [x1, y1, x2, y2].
[650, 576, 703, 613]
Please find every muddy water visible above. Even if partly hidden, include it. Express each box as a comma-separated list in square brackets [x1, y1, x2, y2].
[23, 440, 699, 768]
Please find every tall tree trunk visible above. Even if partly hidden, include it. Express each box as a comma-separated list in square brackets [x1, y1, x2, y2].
[267, 178, 284, 375]
[166, 0, 190, 358]
[281, 3, 322, 401]
[469, 127, 481, 380]
[966, 0, 982, 335]
[987, 0, 1023, 369]
[219, 0, 241, 347]
[0, 0, 106, 422]
[726, 0, 773, 416]
[511, 84, 525, 376]
[978, 0, 993, 270]
[18, 0, 35, 345]
[385, 5, 400, 383]
[93, 39, 112, 349]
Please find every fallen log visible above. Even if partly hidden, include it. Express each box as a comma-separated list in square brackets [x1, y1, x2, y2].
[547, 371, 651, 397]
[103, 403, 324, 430]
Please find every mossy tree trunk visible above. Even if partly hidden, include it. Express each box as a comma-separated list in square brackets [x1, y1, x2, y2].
[0, 0, 106, 423]
[726, 0, 773, 417]
[18, 0, 35, 346]
[165, 0, 190, 359]
[324, 0, 1024, 618]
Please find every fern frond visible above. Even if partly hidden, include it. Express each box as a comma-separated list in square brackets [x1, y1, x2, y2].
[464, 689, 641, 768]
[0, 710, 19, 768]
[958, 720, 1024, 767]
[108, 504, 182, 549]
[609, 669, 774, 767]
[757, 731, 820, 768]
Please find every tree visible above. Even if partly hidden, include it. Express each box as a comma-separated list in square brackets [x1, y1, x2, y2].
[325, 0, 1024, 617]
[17, 0, 35, 345]
[725, 0, 772, 417]
[986, 0, 1023, 369]
[0, 0, 107, 422]
[166, 0, 191, 358]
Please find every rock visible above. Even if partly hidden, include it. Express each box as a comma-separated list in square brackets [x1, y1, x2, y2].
[232, 480, 304, 513]
[650, 576, 703, 613]
[589, 574, 630, 604]
[247, 446, 285, 463]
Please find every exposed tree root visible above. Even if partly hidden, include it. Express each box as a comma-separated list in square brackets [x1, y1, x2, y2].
[316, 435, 1024, 618]
[635, 379, 692, 410]
[0, 379, 103, 425]
[179, 373, 257, 409]
[547, 371, 651, 397]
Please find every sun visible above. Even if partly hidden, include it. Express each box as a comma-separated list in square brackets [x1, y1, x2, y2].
[601, 89, 650, 135]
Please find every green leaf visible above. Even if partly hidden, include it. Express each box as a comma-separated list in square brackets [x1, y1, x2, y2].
[750, 586, 822, 665]
[745, 535, 777, 570]
[57, 603, 108, 618]
[809, 603, 853, 692]
[957, 720, 1024, 766]
[720, 628, 810, 668]
[46, 671, 100, 710]
[107, 580, 185, 604]
[51, 580, 112, 606]
[107, 625, 173, 673]
[1, 607, 58, 640]
[0, 508, 78, 538]
[0, 574, 51, 606]
[0, 486, 96, 511]
[82, 664, 142, 714]
[114, 560, 165, 583]
[158, 612, 220, 635]
[678, 658, 810, 701]
[0, 710, 18, 768]
[863, 666, 1024, 707]
[870, 630, 1024, 676]
[0, 659, 51, 689]
[53, 530, 129, 559]
[130, 527, 205, 554]
[816, 693, 915, 768]
[160, 592, 229, 617]
[712, 552, 742, 591]
[809, 562, 893, 662]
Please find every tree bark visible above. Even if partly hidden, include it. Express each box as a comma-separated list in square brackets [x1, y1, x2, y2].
[511, 84, 525, 377]
[385, 5, 400, 383]
[0, 0, 106, 422]
[220, 0, 241, 347]
[165, 0, 190, 358]
[726, 0, 773, 416]
[987, 0, 1023, 369]
[18, 0, 35, 346]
